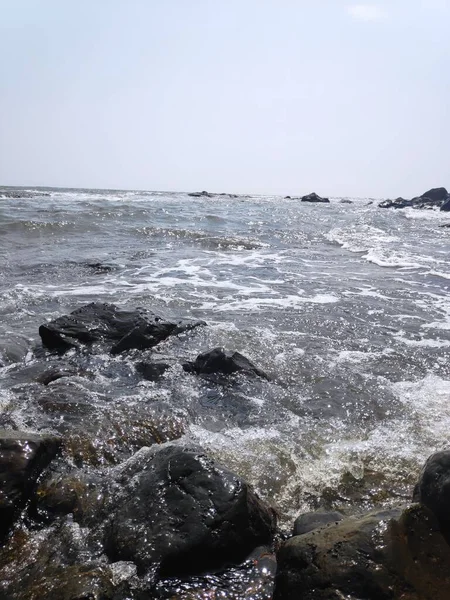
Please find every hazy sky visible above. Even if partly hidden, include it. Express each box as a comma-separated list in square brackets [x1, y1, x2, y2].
[1, 1, 449, 197]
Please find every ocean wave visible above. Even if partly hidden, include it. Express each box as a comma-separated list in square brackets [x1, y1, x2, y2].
[137, 226, 268, 250]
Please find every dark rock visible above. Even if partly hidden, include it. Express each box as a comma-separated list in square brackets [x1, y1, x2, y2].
[0, 189, 50, 199]
[0, 431, 61, 537]
[439, 223, 450, 227]
[339, 199, 353, 204]
[36, 366, 82, 385]
[301, 192, 330, 204]
[416, 450, 450, 538]
[104, 444, 277, 576]
[135, 361, 171, 382]
[84, 262, 115, 273]
[293, 510, 343, 536]
[274, 504, 450, 600]
[284, 196, 291, 199]
[0, 335, 30, 367]
[183, 347, 269, 380]
[379, 197, 412, 209]
[421, 187, 448, 202]
[440, 198, 450, 212]
[380, 188, 449, 210]
[39, 302, 205, 354]
[188, 190, 214, 198]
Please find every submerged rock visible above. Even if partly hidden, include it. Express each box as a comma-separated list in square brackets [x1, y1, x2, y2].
[135, 360, 171, 382]
[0, 431, 61, 537]
[440, 197, 450, 212]
[183, 347, 269, 380]
[39, 302, 205, 354]
[104, 444, 277, 577]
[293, 510, 343, 536]
[301, 192, 330, 204]
[274, 504, 450, 599]
[188, 190, 214, 198]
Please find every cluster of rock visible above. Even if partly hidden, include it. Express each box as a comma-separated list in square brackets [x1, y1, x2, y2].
[379, 187, 450, 211]
[2, 301, 450, 598]
[0, 189, 50, 199]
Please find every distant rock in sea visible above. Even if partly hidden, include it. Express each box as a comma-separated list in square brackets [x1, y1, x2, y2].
[188, 190, 239, 198]
[301, 192, 330, 203]
[379, 187, 449, 210]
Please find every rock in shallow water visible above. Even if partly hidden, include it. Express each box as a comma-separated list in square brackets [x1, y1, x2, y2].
[39, 302, 205, 354]
[293, 510, 343, 536]
[103, 444, 277, 577]
[274, 504, 450, 599]
[301, 192, 330, 203]
[416, 450, 450, 540]
[0, 431, 61, 537]
[183, 347, 269, 380]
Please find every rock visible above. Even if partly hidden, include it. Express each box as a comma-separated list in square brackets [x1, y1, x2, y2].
[0, 190, 50, 199]
[284, 196, 291, 199]
[379, 188, 449, 210]
[39, 302, 205, 354]
[293, 510, 343, 536]
[301, 192, 330, 204]
[135, 361, 171, 382]
[103, 444, 277, 576]
[0, 335, 30, 367]
[0, 431, 61, 537]
[416, 450, 450, 538]
[183, 347, 269, 380]
[421, 187, 448, 202]
[339, 199, 353, 204]
[36, 366, 82, 385]
[274, 504, 450, 600]
[84, 262, 115, 273]
[188, 190, 214, 198]
[439, 223, 450, 227]
[379, 196, 412, 209]
[440, 198, 450, 212]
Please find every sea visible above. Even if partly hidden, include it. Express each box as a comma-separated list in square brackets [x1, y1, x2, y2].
[1, 186, 450, 598]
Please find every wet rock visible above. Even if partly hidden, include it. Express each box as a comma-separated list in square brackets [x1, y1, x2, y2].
[274, 504, 450, 600]
[39, 302, 205, 353]
[416, 450, 450, 538]
[0, 189, 50, 199]
[339, 199, 353, 204]
[421, 187, 449, 203]
[104, 444, 277, 577]
[36, 366, 82, 385]
[183, 348, 269, 380]
[439, 223, 450, 227]
[300, 192, 330, 204]
[0, 335, 30, 367]
[0, 431, 61, 537]
[441, 197, 450, 212]
[84, 262, 115, 273]
[293, 510, 343, 536]
[188, 190, 214, 198]
[379, 187, 449, 210]
[135, 360, 171, 382]
[284, 196, 291, 199]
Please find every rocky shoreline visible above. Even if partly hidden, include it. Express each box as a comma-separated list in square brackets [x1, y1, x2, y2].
[0, 302, 449, 598]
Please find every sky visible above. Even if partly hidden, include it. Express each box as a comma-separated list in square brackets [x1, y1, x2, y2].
[0, 0, 449, 197]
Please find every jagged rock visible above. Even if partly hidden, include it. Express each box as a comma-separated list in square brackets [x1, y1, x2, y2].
[274, 504, 450, 599]
[103, 444, 277, 576]
[39, 302, 205, 354]
[301, 192, 330, 203]
[293, 510, 343, 536]
[379, 197, 412, 209]
[380, 188, 449, 210]
[183, 347, 269, 379]
[0, 431, 61, 537]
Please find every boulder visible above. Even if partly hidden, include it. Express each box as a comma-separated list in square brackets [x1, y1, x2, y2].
[293, 510, 343, 536]
[301, 192, 330, 203]
[183, 347, 269, 379]
[39, 302, 205, 354]
[103, 444, 277, 576]
[274, 505, 450, 599]
[0, 335, 30, 367]
[0, 431, 61, 537]
[379, 197, 413, 209]
[421, 187, 448, 202]
[416, 450, 450, 539]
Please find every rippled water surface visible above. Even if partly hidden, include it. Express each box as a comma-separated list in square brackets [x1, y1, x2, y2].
[1, 186, 450, 597]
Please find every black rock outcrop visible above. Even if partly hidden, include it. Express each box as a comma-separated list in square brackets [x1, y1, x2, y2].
[301, 192, 330, 203]
[39, 302, 205, 354]
[104, 444, 277, 576]
[379, 187, 450, 210]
